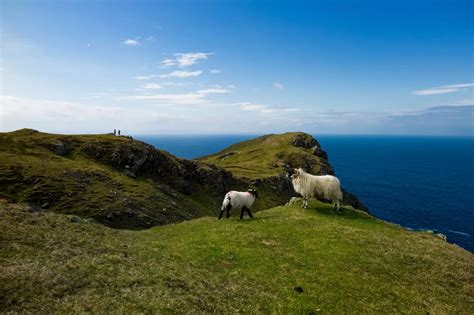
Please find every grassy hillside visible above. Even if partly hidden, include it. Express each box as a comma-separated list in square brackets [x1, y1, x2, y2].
[0, 129, 366, 229]
[0, 129, 243, 228]
[1, 199, 472, 313]
[198, 132, 368, 211]
[198, 132, 333, 179]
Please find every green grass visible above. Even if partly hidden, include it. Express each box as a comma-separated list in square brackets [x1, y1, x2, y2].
[198, 132, 330, 179]
[1, 199, 472, 313]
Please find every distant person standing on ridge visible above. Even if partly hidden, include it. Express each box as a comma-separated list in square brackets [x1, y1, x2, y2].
[113, 129, 116, 136]
[118, 130, 121, 136]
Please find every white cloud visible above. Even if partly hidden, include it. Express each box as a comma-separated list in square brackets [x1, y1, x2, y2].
[162, 59, 176, 67]
[441, 83, 474, 89]
[236, 102, 300, 115]
[196, 88, 230, 95]
[85, 92, 107, 99]
[414, 88, 460, 95]
[3, 95, 471, 135]
[122, 39, 140, 46]
[159, 70, 202, 78]
[0, 95, 165, 133]
[414, 82, 474, 95]
[210, 69, 221, 74]
[237, 103, 273, 114]
[273, 82, 284, 89]
[162, 52, 214, 68]
[444, 98, 474, 106]
[135, 74, 158, 80]
[141, 83, 162, 89]
[118, 88, 231, 105]
[118, 93, 209, 105]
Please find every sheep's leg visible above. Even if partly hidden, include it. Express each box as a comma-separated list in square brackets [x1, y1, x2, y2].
[226, 204, 232, 218]
[303, 197, 308, 209]
[240, 207, 246, 220]
[245, 207, 254, 218]
[336, 200, 340, 211]
[218, 210, 224, 219]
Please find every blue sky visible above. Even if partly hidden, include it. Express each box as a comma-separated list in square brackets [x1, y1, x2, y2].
[1, 0, 473, 135]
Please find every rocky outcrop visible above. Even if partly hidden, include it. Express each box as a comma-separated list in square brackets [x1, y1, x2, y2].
[82, 139, 242, 198]
[292, 133, 318, 148]
[44, 139, 70, 156]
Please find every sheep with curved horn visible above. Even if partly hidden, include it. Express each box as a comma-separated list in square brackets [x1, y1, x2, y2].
[290, 168, 342, 210]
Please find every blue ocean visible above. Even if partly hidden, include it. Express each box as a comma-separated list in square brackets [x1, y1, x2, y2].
[135, 135, 474, 252]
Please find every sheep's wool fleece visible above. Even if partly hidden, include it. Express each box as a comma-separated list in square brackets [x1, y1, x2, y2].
[292, 173, 342, 200]
[223, 191, 256, 209]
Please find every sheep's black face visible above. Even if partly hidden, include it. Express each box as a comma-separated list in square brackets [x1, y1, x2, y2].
[290, 168, 300, 179]
[248, 189, 258, 198]
[287, 168, 297, 179]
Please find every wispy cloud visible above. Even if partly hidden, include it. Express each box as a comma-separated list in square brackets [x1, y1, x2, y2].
[85, 92, 107, 99]
[118, 93, 209, 105]
[159, 70, 202, 78]
[135, 74, 158, 80]
[141, 83, 162, 89]
[210, 69, 221, 74]
[0, 95, 175, 133]
[444, 98, 474, 106]
[273, 82, 284, 89]
[162, 52, 214, 67]
[196, 88, 230, 95]
[413, 82, 474, 95]
[236, 102, 300, 115]
[122, 39, 140, 46]
[237, 103, 270, 113]
[118, 88, 230, 105]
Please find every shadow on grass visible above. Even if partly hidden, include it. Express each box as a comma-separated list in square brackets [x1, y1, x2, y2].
[306, 202, 374, 222]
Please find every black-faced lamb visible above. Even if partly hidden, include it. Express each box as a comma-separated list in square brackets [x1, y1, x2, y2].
[218, 189, 258, 220]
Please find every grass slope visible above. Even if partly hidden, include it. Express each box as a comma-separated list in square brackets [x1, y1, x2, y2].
[0, 129, 231, 228]
[1, 199, 472, 313]
[198, 132, 331, 179]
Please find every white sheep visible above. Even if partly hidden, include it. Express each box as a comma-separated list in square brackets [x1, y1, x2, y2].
[290, 168, 342, 210]
[218, 189, 258, 220]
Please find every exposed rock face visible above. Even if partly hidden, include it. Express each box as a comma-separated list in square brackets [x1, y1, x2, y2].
[313, 146, 328, 161]
[45, 139, 70, 156]
[292, 133, 318, 148]
[341, 188, 369, 213]
[83, 140, 242, 198]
